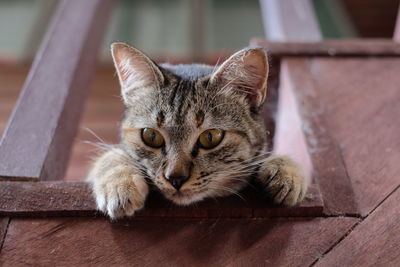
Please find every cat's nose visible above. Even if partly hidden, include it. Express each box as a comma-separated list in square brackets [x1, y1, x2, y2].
[165, 173, 189, 190]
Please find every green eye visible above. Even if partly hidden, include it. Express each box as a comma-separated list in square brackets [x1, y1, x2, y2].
[198, 129, 224, 149]
[141, 128, 165, 148]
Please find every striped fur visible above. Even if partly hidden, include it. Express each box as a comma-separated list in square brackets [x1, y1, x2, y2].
[87, 44, 308, 219]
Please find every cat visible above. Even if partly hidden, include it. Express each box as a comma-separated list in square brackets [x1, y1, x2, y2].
[86, 43, 308, 219]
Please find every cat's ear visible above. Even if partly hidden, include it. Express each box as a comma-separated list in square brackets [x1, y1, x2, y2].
[111, 43, 164, 104]
[210, 48, 269, 108]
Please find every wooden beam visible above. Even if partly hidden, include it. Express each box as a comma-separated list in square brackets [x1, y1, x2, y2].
[273, 60, 313, 187]
[259, 0, 322, 42]
[0, 0, 115, 181]
[251, 39, 400, 57]
[278, 58, 359, 216]
[0, 182, 323, 218]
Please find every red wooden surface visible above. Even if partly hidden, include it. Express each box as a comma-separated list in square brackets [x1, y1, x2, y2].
[251, 39, 400, 57]
[0, 181, 323, 218]
[282, 59, 359, 215]
[1, 57, 399, 264]
[0, 218, 9, 253]
[0, 2, 399, 260]
[272, 57, 400, 217]
[300, 58, 400, 216]
[0, 217, 358, 266]
[316, 187, 400, 266]
[273, 61, 313, 186]
[0, 0, 114, 181]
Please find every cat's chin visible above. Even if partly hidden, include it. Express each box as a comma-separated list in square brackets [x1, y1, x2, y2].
[166, 190, 210, 206]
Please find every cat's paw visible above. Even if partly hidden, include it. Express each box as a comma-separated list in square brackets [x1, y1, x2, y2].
[93, 174, 148, 219]
[87, 148, 150, 219]
[259, 156, 308, 206]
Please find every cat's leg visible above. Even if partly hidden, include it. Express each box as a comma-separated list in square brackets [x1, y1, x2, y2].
[87, 147, 149, 219]
[257, 155, 308, 206]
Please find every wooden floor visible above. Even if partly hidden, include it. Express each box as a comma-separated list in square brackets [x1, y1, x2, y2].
[0, 62, 399, 266]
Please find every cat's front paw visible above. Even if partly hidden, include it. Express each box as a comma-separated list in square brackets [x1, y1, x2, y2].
[259, 156, 308, 206]
[93, 174, 148, 219]
[87, 148, 150, 219]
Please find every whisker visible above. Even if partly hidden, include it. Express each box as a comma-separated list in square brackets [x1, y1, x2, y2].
[209, 185, 246, 202]
[211, 56, 222, 74]
[83, 141, 114, 151]
[83, 127, 108, 144]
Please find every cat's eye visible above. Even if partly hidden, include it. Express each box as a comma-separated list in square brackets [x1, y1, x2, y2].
[141, 128, 165, 148]
[198, 129, 224, 149]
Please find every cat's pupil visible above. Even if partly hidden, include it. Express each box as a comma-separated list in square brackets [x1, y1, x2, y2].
[150, 132, 156, 142]
[207, 132, 212, 142]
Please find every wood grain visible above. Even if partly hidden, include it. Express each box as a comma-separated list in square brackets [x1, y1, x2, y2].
[316, 188, 400, 266]
[0, 181, 323, 218]
[0, 0, 114, 181]
[0, 217, 9, 253]
[251, 39, 400, 57]
[304, 57, 400, 216]
[0, 217, 357, 266]
[282, 58, 359, 216]
[283, 57, 400, 216]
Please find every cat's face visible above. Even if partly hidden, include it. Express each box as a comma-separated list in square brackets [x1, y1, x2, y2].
[111, 43, 269, 205]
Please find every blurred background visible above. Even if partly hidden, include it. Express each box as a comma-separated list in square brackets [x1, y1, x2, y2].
[0, 0, 399, 181]
[0, 0, 399, 65]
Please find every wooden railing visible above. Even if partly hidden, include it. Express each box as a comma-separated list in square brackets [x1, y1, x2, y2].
[1, 0, 399, 218]
[0, 0, 115, 182]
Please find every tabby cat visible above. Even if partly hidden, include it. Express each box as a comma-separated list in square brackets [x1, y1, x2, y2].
[87, 43, 308, 219]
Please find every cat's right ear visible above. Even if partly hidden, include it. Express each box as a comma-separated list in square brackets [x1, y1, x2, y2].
[210, 48, 269, 108]
[111, 43, 164, 105]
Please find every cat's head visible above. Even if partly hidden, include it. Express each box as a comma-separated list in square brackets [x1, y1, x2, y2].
[111, 43, 269, 205]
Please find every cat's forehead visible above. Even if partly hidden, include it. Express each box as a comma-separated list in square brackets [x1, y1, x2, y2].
[160, 63, 214, 80]
[123, 62, 248, 133]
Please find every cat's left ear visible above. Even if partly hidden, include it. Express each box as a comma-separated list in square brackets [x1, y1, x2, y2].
[210, 48, 269, 108]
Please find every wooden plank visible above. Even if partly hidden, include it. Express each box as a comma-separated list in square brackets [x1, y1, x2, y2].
[0, 217, 9, 253]
[302, 57, 400, 216]
[0, 181, 323, 218]
[282, 59, 359, 215]
[259, 0, 322, 42]
[273, 60, 313, 186]
[0, 217, 358, 266]
[0, 0, 115, 181]
[316, 188, 400, 266]
[284, 57, 400, 216]
[0, 182, 95, 217]
[251, 39, 400, 57]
